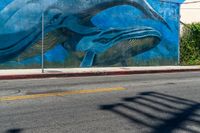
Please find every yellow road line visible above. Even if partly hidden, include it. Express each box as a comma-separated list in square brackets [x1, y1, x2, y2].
[0, 87, 126, 101]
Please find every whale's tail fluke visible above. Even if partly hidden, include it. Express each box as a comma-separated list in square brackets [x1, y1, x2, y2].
[137, 0, 171, 30]
[78, 0, 171, 30]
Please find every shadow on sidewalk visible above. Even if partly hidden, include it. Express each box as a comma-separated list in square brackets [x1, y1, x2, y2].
[100, 91, 200, 133]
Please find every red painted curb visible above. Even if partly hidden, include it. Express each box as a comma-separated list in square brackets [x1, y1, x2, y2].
[0, 69, 199, 80]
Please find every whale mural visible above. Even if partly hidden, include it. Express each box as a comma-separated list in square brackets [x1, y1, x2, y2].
[0, 0, 184, 68]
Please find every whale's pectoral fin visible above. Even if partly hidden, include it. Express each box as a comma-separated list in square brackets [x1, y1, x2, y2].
[80, 51, 96, 67]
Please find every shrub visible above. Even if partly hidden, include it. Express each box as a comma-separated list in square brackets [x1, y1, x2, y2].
[180, 23, 200, 65]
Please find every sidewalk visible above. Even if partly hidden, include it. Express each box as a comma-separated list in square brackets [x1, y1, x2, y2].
[0, 66, 200, 80]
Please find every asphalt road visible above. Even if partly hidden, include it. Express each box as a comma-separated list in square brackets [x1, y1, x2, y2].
[0, 72, 200, 133]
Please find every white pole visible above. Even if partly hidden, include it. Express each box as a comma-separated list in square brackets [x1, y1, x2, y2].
[178, 7, 181, 66]
[41, 13, 44, 73]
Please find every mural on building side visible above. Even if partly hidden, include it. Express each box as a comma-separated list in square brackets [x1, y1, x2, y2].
[0, 0, 184, 68]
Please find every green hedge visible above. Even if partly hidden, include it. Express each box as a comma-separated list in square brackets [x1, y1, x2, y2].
[180, 23, 200, 65]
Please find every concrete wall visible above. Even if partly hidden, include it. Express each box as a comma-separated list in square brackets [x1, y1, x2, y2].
[181, 0, 200, 24]
[0, 0, 184, 68]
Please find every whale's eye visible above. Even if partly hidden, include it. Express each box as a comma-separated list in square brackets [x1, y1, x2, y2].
[49, 13, 62, 24]
[100, 29, 122, 37]
[45, 8, 63, 24]
[53, 13, 61, 20]
[93, 38, 110, 44]
[27, 0, 39, 4]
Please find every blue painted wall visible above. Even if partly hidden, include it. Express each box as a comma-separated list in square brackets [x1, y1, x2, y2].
[0, 0, 184, 68]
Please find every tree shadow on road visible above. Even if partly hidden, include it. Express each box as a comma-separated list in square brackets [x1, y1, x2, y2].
[99, 92, 200, 133]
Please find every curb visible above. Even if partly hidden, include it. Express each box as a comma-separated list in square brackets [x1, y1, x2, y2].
[0, 68, 200, 80]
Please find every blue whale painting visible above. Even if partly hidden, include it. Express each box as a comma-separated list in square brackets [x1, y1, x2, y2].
[0, 0, 184, 68]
